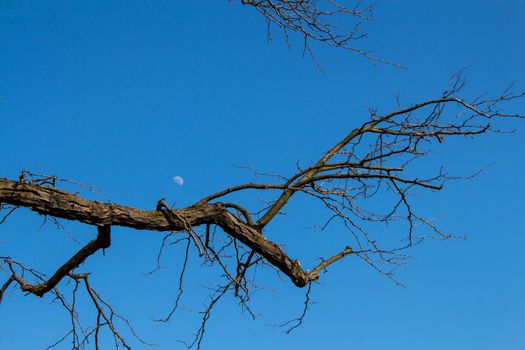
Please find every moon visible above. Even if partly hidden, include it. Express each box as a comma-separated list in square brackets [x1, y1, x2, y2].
[173, 176, 184, 186]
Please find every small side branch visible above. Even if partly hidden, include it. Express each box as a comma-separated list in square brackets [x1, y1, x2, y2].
[8, 225, 111, 297]
[275, 282, 313, 334]
[308, 246, 354, 281]
[0, 276, 13, 303]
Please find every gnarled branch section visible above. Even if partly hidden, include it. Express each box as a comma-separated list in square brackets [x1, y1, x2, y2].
[0, 178, 310, 288]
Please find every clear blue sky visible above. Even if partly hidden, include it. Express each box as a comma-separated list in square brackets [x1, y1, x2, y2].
[1, 1, 524, 349]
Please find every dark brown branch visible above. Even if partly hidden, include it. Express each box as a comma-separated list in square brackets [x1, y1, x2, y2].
[0, 178, 310, 287]
[223, 202, 255, 225]
[275, 282, 313, 334]
[0, 276, 13, 303]
[8, 226, 111, 297]
[308, 246, 354, 281]
[0, 178, 221, 231]
[256, 120, 380, 227]
[307, 173, 443, 190]
[200, 182, 285, 203]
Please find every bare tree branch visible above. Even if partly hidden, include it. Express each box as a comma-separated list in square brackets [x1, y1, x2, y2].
[237, 0, 398, 65]
[1, 77, 523, 348]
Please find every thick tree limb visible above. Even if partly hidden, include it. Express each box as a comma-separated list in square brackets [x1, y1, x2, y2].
[0, 178, 309, 288]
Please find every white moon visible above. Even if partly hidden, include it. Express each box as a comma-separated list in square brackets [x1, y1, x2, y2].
[173, 176, 184, 186]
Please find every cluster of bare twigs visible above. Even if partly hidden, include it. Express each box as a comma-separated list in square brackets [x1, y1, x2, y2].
[159, 74, 525, 346]
[0, 257, 145, 349]
[152, 203, 266, 348]
[237, 0, 397, 64]
[200, 74, 524, 285]
[0, 74, 523, 349]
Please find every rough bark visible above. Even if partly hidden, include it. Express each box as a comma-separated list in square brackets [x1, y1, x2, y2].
[0, 178, 309, 287]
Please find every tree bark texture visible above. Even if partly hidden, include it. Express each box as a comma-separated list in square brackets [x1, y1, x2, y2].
[0, 178, 309, 287]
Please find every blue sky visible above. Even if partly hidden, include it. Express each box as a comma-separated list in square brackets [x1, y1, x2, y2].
[0, 1, 524, 349]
